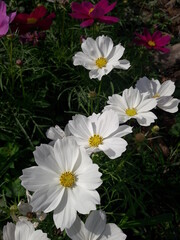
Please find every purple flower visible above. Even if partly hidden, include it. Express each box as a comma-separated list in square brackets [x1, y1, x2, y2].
[134, 28, 171, 53]
[0, 0, 16, 37]
[70, 0, 119, 28]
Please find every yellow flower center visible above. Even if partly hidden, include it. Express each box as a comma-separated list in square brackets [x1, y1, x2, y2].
[60, 171, 75, 188]
[126, 108, 137, 116]
[89, 134, 103, 147]
[148, 40, 156, 47]
[152, 93, 160, 98]
[27, 17, 37, 24]
[96, 57, 107, 68]
[89, 7, 94, 14]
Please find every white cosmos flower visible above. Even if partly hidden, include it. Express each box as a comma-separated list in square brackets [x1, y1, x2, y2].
[3, 221, 50, 240]
[135, 76, 179, 113]
[46, 125, 71, 145]
[73, 35, 130, 80]
[20, 137, 102, 230]
[67, 110, 132, 159]
[66, 210, 127, 240]
[17, 190, 46, 224]
[104, 87, 157, 126]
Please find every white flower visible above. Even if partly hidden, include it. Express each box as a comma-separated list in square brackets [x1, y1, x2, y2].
[104, 87, 157, 126]
[135, 76, 179, 113]
[17, 190, 47, 224]
[20, 137, 102, 230]
[46, 125, 71, 145]
[3, 221, 49, 240]
[73, 35, 130, 80]
[67, 110, 132, 159]
[66, 210, 127, 240]
[46, 125, 66, 140]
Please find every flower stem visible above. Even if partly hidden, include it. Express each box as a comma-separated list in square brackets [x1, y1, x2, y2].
[97, 80, 102, 112]
[19, 67, 25, 98]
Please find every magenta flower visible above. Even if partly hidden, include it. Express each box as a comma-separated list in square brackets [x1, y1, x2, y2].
[134, 29, 171, 53]
[0, 0, 16, 38]
[70, 0, 119, 28]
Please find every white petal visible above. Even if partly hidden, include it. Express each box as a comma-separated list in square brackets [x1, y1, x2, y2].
[96, 36, 114, 58]
[96, 110, 119, 138]
[137, 98, 157, 112]
[18, 202, 32, 216]
[99, 137, 128, 159]
[136, 77, 160, 97]
[68, 115, 93, 140]
[100, 223, 127, 240]
[85, 210, 106, 240]
[31, 185, 64, 213]
[29, 230, 50, 240]
[76, 163, 102, 190]
[136, 112, 157, 126]
[89, 68, 105, 80]
[157, 96, 179, 113]
[15, 221, 34, 240]
[159, 80, 175, 96]
[3, 222, 15, 240]
[73, 147, 93, 172]
[20, 166, 59, 192]
[107, 94, 128, 111]
[115, 59, 130, 70]
[53, 189, 77, 230]
[81, 37, 101, 59]
[46, 125, 66, 141]
[107, 44, 125, 62]
[73, 52, 96, 70]
[112, 125, 133, 138]
[66, 215, 87, 240]
[88, 113, 101, 123]
[33, 144, 60, 174]
[71, 186, 100, 214]
[54, 138, 80, 172]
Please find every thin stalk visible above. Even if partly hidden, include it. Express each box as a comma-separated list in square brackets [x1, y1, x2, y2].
[19, 67, 25, 98]
[91, 98, 94, 114]
[61, 9, 65, 44]
[97, 80, 102, 112]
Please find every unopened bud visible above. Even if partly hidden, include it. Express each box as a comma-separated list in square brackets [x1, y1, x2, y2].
[88, 91, 97, 99]
[151, 125, 160, 134]
[135, 133, 145, 143]
[16, 59, 23, 67]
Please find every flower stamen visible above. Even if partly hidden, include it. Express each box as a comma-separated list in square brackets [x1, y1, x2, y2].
[96, 57, 107, 68]
[60, 172, 75, 188]
[152, 93, 160, 98]
[89, 7, 94, 15]
[27, 17, 37, 24]
[126, 108, 137, 116]
[89, 134, 103, 147]
[148, 40, 156, 47]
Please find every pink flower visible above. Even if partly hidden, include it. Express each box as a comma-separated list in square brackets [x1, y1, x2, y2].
[134, 29, 171, 53]
[0, 0, 16, 37]
[70, 0, 119, 28]
[12, 6, 55, 34]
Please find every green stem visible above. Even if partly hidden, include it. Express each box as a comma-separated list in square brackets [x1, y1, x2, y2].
[91, 98, 94, 114]
[19, 68, 25, 98]
[97, 80, 102, 112]
[61, 9, 65, 44]
[8, 38, 14, 92]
